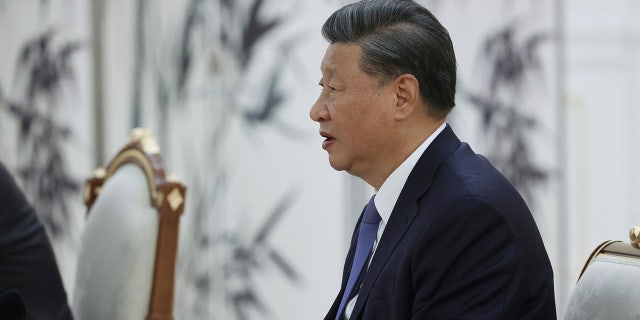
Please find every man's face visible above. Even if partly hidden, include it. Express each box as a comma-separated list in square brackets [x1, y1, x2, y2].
[310, 43, 397, 179]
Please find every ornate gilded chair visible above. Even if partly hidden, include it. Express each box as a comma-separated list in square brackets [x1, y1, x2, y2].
[73, 129, 186, 320]
[563, 227, 640, 319]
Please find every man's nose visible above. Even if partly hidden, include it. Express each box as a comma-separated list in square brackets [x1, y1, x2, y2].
[310, 96, 330, 122]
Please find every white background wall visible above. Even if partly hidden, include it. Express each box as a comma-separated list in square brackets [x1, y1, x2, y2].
[563, 0, 640, 310]
[0, 0, 93, 299]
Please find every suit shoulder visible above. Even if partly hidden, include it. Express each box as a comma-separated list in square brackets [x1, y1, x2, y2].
[440, 145, 516, 197]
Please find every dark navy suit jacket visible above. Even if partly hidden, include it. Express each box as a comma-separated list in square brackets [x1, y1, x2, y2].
[325, 125, 556, 320]
[0, 162, 73, 320]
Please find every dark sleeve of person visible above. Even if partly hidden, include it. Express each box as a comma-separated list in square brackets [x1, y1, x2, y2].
[410, 197, 543, 320]
[0, 162, 73, 320]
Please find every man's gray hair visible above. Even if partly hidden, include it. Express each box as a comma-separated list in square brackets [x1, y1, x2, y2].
[322, 0, 457, 118]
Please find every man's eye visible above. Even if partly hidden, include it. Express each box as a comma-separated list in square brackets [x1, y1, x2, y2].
[319, 83, 336, 91]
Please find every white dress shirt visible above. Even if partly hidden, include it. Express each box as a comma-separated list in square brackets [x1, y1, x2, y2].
[344, 122, 447, 319]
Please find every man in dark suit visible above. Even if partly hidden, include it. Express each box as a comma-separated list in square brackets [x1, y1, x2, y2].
[0, 161, 73, 319]
[310, 0, 556, 319]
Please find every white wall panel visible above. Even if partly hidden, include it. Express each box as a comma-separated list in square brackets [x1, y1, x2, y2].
[564, 0, 640, 314]
[0, 0, 93, 299]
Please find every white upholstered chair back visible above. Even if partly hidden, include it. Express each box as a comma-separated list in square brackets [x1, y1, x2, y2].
[563, 228, 640, 320]
[73, 129, 185, 320]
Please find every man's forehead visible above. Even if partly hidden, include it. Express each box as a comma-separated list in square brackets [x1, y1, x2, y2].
[320, 43, 361, 74]
[320, 62, 337, 75]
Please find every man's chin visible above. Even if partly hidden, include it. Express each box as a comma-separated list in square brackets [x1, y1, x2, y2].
[327, 157, 347, 172]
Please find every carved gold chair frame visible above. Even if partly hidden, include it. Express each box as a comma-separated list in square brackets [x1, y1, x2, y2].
[83, 128, 186, 320]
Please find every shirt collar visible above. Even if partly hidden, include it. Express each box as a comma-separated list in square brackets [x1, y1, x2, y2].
[374, 122, 447, 225]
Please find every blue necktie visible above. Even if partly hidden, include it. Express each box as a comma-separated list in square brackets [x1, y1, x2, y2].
[335, 195, 381, 320]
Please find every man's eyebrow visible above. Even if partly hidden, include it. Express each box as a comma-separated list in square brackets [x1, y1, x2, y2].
[320, 61, 337, 73]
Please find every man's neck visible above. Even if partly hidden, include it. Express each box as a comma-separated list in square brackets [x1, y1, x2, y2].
[364, 118, 446, 190]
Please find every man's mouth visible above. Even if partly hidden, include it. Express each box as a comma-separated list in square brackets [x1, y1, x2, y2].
[320, 131, 334, 140]
[320, 131, 335, 150]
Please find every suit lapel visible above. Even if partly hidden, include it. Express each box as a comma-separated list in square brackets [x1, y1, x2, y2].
[349, 125, 461, 319]
[325, 210, 364, 320]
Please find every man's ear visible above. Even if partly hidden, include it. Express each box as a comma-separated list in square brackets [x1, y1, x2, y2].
[393, 74, 420, 120]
